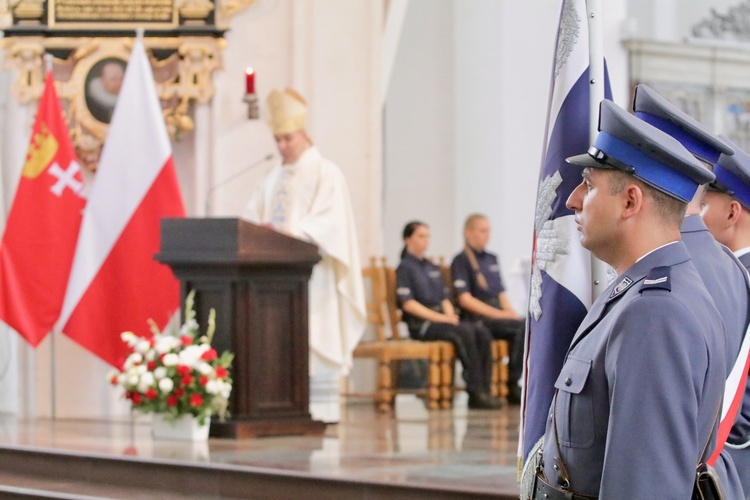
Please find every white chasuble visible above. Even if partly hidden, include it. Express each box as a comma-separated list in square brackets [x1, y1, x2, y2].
[243, 146, 367, 382]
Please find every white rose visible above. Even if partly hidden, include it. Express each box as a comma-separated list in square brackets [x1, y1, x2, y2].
[158, 378, 174, 393]
[127, 374, 139, 386]
[124, 353, 143, 369]
[179, 345, 203, 367]
[120, 331, 137, 345]
[155, 337, 173, 355]
[137, 372, 155, 393]
[136, 364, 147, 375]
[197, 362, 213, 376]
[135, 340, 151, 354]
[145, 350, 155, 362]
[205, 380, 219, 395]
[153, 367, 168, 380]
[220, 384, 231, 399]
[162, 353, 179, 367]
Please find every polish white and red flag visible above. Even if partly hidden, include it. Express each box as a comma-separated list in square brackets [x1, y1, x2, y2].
[59, 35, 185, 367]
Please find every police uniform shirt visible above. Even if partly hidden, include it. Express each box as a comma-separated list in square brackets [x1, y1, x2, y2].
[396, 253, 448, 323]
[450, 249, 505, 304]
[681, 214, 750, 373]
[541, 242, 726, 498]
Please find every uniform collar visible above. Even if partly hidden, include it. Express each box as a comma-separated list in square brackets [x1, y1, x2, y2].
[467, 246, 487, 257]
[735, 246, 750, 259]
[571, 241, 691, 347]
[607, 241, 686, 302]
[680, 213, 709, 234]
[403, 251, 428, 264]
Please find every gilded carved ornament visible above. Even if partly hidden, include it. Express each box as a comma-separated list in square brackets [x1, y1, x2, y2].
[0, 0, 255, 170]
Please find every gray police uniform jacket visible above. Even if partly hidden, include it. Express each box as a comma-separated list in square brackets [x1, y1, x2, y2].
[682, 214, 750, 500]
[681, 214, 750, 368]
[729, 253, 750, 499]
[541, 242, 727, 498]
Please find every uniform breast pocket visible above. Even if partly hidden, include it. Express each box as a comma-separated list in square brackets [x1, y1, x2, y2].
[553, 355, 594, 449]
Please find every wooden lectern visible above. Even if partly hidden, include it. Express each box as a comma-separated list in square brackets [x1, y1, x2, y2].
[155, 218, 326, 438]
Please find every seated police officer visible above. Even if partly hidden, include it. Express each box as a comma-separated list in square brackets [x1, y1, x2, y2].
[396, 221, 499, 410]
[535, 100, 729, 499]
[450, 213, 524, 404]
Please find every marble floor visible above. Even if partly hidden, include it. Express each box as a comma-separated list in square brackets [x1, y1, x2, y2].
[0, 393, 521, 498]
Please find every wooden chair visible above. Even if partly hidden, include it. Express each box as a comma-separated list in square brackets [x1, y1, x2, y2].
[350, 257, 446, 411]
[437, 258, 510, 401]
[381, 262, 455, 409]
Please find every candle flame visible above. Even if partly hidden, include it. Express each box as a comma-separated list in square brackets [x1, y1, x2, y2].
[246, 67, 254, 75]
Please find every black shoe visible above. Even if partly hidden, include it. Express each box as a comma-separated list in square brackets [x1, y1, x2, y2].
[468, 391, 502, 410]
[507, 383, 522, 405]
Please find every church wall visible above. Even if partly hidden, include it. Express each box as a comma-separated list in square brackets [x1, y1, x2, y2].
[383, 0, 456, 266]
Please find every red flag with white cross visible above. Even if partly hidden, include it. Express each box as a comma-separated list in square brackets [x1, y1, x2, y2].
[0, 71, 86, 346]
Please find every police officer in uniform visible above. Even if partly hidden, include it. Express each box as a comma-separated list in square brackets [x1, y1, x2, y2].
[450, 213, 524, 403]
[535, 100, 729, 498]
[633, 83, 750, 367]
[634, 84, 750, 499]
[701, 140, 750, 498]
[396, 221, 499, 409]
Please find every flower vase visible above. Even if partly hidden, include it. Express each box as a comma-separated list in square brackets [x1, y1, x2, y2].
[152, 414, 210, 441]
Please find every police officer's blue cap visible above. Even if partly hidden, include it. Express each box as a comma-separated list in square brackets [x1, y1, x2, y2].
[566, 99, 715, 203]
[633, 84, 734, 164]
[711, 135, 750, 209]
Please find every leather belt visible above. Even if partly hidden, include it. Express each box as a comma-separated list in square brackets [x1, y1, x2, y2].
[533, 472, 597, 500]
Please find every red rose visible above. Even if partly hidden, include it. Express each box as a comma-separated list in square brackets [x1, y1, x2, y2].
[149, 339, 156, 347]
[180, 335, 193, 346]
[215, 366, 228, 379]
[177, 365, 191, 376]
[189, 394, 203, 407]
[167, 395, 178, 407]
[147, 361, 157, 371]
[125, 392, 133, 400]
[200, 349, 217, 361]
[110, 374, 119, 385]
[199, 376, 208, 386]
[159, 353, 166, 362]
[145, 388, 157, 400]
[175, 387, 185, 397]
[131, 393, 142, 404]
[181, 375, 194, 386]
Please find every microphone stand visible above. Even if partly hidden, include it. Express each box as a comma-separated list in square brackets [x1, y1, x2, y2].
[204, 153, 274, 215]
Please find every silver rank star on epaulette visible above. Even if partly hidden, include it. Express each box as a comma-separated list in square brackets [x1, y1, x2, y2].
[609, 276, 633, 299]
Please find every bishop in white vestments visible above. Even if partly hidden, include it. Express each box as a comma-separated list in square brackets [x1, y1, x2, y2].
[242, 88, 366, 423]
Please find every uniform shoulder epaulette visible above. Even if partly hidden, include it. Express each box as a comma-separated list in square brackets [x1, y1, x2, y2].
[639, 266, 672, 293]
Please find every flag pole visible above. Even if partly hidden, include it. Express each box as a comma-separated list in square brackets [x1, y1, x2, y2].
[586, 0, 609, 300]
[44, 53, 57, 421]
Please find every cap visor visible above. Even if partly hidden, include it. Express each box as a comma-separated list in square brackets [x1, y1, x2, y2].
[565, 153, 610, 168]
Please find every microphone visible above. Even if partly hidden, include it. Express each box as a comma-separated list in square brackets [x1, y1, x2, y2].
[204, 153, 274, 215]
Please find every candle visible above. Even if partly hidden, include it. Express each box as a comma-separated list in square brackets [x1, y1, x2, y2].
[245, 67, 255, 94]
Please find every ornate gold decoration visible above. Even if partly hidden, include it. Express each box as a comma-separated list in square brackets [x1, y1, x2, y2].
[12, 0, 44, 22]
[176, 0, 214, 23]
[3, 39, 45, 102]
[2, 36, 224, 171]
[0, 0, 254, 170]
[215, 0, 255, 28]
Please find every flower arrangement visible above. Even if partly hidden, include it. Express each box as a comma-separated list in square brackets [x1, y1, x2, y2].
[108, 291, 233, 425]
